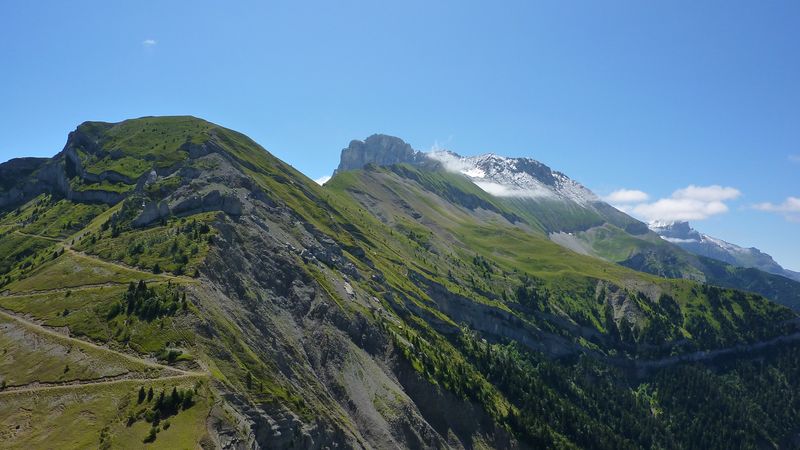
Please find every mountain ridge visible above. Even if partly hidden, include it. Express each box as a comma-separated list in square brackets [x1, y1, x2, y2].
[3, 117, 800, 448]
[334, 133, 800, 310]
[650, 220, 800, 282]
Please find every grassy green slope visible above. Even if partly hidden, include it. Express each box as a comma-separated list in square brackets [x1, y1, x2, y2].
[324, 163, 800, 447]
[73, 116, 213, 180]
[0, 377, 211, 449]
[326, 165, 795, 354]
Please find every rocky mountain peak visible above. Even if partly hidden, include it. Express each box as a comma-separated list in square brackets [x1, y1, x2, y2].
[648, 220, 703, 242]
[335, 134, 425, 173]
[649, 220, 800, 282]
[335, 133, 601, 205]
[428, 150, 599, 204]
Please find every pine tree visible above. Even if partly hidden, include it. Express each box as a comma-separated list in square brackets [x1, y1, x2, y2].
[143, 426, 157, 443]
[170, 387, 181, 411]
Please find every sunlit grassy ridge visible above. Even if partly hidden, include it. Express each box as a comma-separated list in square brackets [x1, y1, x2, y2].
[5, 251, 155, 293]
[74, 116, 214, 180]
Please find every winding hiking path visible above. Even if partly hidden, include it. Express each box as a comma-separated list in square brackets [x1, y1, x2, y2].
[6, 228, 800, 390]
[0, 308, 186, 372]
[631, 329, 800, 374]
[0, 307, 207, 397]
[0, 373, 204, 396]
[12, 230, 62, 242]
[11, 229, 196, 284]
[1, 229, 207, 397]
[0, 281, 131, 298]
[64, 247, 196, 284]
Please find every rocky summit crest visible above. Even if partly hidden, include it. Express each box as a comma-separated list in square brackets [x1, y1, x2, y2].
[335, 134, 426, 173]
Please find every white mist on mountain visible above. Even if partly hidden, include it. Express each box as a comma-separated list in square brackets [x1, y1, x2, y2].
[427, 151, 598, 204]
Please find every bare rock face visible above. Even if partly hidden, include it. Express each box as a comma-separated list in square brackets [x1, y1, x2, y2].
[132, 200, 171, 227]
[0, 157, 48, 191]
[335, 134, 425, 173]
[133, 186, 245, 227]
[194, 193, 515, 450]
[0, 157, 50, 208]
[0, 127, 131, 210]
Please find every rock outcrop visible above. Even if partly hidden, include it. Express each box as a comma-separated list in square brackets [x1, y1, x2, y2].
[335, 134, 426, 173]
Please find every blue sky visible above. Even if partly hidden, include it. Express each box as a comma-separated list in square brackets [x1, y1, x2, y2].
[1, 1, 798, 269]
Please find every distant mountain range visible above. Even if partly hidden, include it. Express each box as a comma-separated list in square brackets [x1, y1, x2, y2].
[338, 135, 647, 234]
[338, 134, 800, 309]
[650, 220, 800, 282]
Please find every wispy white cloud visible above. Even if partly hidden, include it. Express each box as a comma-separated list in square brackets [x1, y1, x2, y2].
[607, 184, 741, 222]
[632, 197, 731, 222]
[789, 154, 800, 163]
[753, 197, 800, 223]
[429, 135, 454, 152]
[428, 151, 555, 199]
[671, 185, 741, 202]
[753, 197, 800, 213]
[603, 189, 649, 204]
[314, 175, 331, 185]
[472, 180, 554, 199]
[428, 151, 468, 172]
[142, 39, 157, 46]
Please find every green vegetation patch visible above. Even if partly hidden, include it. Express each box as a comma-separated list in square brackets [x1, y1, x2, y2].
[0, 376, 210, 449]
[0, 312, 158, 388]
[5, 251, 162, 293]
[76, 116, 214, 180]
[77, 212, 217, 276]
[70, 178, 135, 194]
[145, 175, 182, 199]
[0, 195, 107, 239]
[0, 285, 130, 342]
[0, 232, 57, 277]
[0, 282, 197, 356]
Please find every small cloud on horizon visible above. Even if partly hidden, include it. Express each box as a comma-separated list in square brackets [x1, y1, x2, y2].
[603, 189, 649, 204]
[753, 196, 800, 223]
[607, 184, 741, 223]
[314, 175, 331, 185]
[671, 185, 740, 202]
[142, 39, 157, 46]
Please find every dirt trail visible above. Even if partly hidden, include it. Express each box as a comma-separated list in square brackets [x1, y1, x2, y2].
[0, 282, 133, 298]
[12, 230, 62, 242]
[13, 229, 193, 282]
[1, 230, 209, 396]
[0, 308, 199, 375]
[0, 373, 203, 396]
[0, 308, 207, 395]
[64, 247, 195, 283]
[631, 329, 800, 374]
